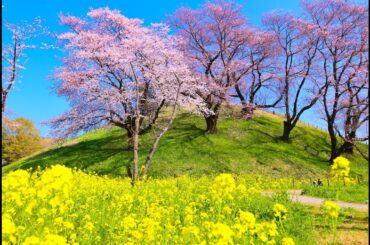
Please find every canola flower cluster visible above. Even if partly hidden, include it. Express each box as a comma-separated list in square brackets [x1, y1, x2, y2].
[272, 204, 288, 221]
[331, 156, 350, 182]
[322, 201, 340, 219]
[2, 166, 296, 245]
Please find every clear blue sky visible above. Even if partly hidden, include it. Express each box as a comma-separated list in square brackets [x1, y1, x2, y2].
[2, 0, 340, 137]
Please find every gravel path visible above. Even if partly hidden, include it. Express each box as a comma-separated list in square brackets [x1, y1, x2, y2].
[261, 190, 368, 212]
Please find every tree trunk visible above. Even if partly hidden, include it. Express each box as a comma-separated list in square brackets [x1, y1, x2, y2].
[243, 103, 255, 119]
[342, 131, 356, 154]
[2, 38, 18, 114]
[328, 123, 339, 163]
[234, 82, 251, 119]
[139, 99, 165, 134]
[143, 83, 182, 175]
[126, 127, 134, 149]
[131, 112, 140, 185]
[205, 114, 218, 133]
[125, 114, 146, 149]
[281, 121, 292, 142]
[130, 62, 140, 185]
[340, 141, 354, 154]
[239, 100, 255, 119]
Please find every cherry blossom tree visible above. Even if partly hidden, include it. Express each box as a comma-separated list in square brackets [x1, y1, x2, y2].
[231, 29, 282, 118]
[263, 12, 325, 142]
[49, 8, 204, 183]
[336, 76, 368, 159]
[303, 0, 368, 162]
[2, 17, 45, 113]
[335, 32, 368, 159]
[169, 1, 250, 132]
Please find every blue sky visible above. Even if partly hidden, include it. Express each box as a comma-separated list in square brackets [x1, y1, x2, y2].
[2, 0, 333, 136]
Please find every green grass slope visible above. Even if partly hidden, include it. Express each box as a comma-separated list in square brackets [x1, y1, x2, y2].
[2, 108, 368, 180]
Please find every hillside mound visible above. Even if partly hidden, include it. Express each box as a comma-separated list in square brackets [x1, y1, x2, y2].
[3, 108, 368, 179]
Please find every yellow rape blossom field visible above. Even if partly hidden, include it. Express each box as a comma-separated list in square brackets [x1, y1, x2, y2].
[0, 164, 359, 245]
[2, 165, 318, 244]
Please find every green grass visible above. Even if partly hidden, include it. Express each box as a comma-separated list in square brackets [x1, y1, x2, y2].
[3, 107, 368, 182]
[302, 182, 369, 203]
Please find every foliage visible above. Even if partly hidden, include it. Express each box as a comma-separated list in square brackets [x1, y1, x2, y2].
[2, 165, 319, 244]
[41, 138, 55, 148]
[2, 118, 43, 163]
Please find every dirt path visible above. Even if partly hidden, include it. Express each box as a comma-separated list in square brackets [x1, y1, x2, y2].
[261, 190, 368, 212]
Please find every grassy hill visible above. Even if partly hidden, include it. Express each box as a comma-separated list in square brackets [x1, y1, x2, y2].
[2, 106, 368, 180]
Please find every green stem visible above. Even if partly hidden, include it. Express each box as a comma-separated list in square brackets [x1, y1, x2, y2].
[332, 217, 337, 244]
[279, 219, 286, 235]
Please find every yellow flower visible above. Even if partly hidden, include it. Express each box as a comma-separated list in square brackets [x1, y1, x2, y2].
[222, 206, 233, 215]
[204, 222, 234, 244]
[70, 233, 77, 241]
[323, 201, 340, 218]
[331, 156, 350, 177]
[233, 223, 245, 239]
[36, 218, 44, 224]
[54, 217, 63, 225]
[49, 196, 62, 209]
[131, 230, 143, 241]
[63, 221, 74, 230]
[273, 203, 288, 221]
[39, 208, 47, 215]
[2, 217, 16, 235]
[200, 212, 209, 219]
[42, 234, 67, 245]
[282, 237, 295, 245]
[83, 214, 91, 221]
[181, 226, 200, 241]
[9, 236, 17, 244]
[2, 170, 30, 190]
[84, 222, 94, 231]
[70, 213, 78, 218]
[25, 201, 37, 215]
[212, 174, 236, 200]
[22, 236, 40, 245]
[122, 215, 136, 229]
[238, 210, 255, 229]
[236, 184, 247, 194]
[254, 221, 278, 243]
[266, 222, 278, 237]
[2, 165, 302, 244]
[121, 194, 134, 209]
